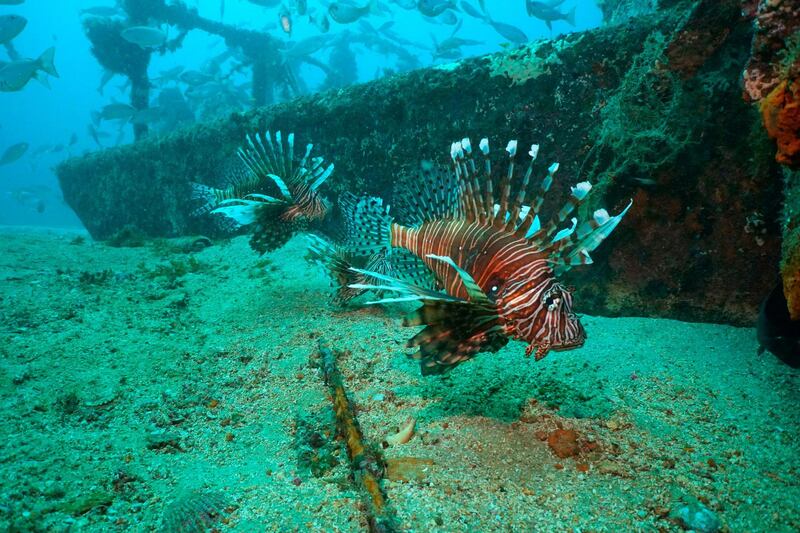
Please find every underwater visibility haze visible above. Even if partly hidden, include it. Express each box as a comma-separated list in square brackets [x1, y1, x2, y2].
[0, 0, 799, 531]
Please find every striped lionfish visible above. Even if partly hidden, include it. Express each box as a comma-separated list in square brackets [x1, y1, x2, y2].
[337, 137, 631, 375]
[191, 131, 332, 253]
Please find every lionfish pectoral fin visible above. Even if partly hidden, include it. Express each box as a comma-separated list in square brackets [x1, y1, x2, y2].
[248, 202, 305, 255]
[425, 254, 490, 304]
[210, 199, 265, 226]
[405, 298, 508, 375]
[346, 267, 459, 304]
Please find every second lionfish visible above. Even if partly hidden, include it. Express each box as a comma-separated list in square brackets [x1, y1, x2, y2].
[191, 130, 332, 253]
[334, 137, 631, 375]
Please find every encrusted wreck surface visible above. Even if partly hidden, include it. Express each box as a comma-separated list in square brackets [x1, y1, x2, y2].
[57, 0, 783, 326]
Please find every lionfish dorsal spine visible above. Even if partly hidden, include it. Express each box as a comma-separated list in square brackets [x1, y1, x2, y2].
[492, 140, 516, 229]
[241, 131, 275, 185]
[464, 147, 489, 224]
[265, 173, 292, 200]
[452, 141, 475, 221]
[310, 163, 334, 191]
[272, 130, 283, 174]
[298, 143, 313, 169]
[505, 144, 538, 233]
[514, 158, 554, 238]
[528, 164, 584, 244]
[286, 132, 295, 180]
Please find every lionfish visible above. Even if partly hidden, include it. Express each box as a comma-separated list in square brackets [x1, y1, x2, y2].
[338, 137, 631, 375]
[191, 131, 332, 253]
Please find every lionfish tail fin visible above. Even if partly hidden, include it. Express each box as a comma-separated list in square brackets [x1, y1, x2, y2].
[305, 234, 367, 305]
[341, 193, 394, 257]
[347, 266, 455, 304]
[189, 182, 222, 216]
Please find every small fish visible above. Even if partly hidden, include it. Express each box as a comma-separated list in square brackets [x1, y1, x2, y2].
[309, 10, 330, 32]
[436, 9, 459, 25]
[97, 69, 115, 94]
[329, 0, 376, 24]
[179, 70, 214, 85]
[391, 0, 416, 8]
[417, 0, 455, 18]
[68, 132, 79, 147]
[248, 0, 282, 6]
[283, 34, 334, 59]
[220, 0, 225, 21]
[334, 136, 631, 374]
[131, 106, 163, 125]
[0, 14, 26, 45]
[489, 20, 528, 44]
[8, 188, 46, 213]
[98, 102, 136, 122]
[0, 141, 28, 165]
[459, 0, 486, 20]
[80, 6, 122, 16]
[279, 4, 292, 35]
[436, 35, 483, 53]
[0, 0, 25, 4]
[120, 26, 167, 48]
[526, 0, 576, 30]
[87, 123, 105, 147]
[294, 0, 308, 16]
[0, 47, 58, 92]
[757, 280, 800, 368]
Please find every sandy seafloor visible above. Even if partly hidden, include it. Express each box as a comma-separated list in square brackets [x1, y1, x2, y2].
[0, 226, 798, 532]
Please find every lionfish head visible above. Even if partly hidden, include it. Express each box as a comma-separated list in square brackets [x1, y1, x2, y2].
[492, 272, 586, 360]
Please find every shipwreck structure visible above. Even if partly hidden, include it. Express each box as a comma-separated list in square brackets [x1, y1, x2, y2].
[59, 0, 797, 326]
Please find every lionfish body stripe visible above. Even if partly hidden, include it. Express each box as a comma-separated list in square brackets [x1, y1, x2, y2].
[392, 220, 550, 304]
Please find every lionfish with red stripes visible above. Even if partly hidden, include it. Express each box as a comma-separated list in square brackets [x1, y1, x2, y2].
[335, 136, 631, 375]
[191, 130, 332, 253]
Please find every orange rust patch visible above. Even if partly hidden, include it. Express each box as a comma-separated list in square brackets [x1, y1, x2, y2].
[761, 80, 800, 168]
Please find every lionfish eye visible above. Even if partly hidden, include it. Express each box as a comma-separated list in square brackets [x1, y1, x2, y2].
[486, 278, 505, 299]
[543, 292, 561, 310]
